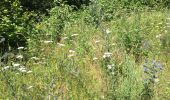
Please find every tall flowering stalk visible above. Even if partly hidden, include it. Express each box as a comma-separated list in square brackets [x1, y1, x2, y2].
[141, 59, 163, 99]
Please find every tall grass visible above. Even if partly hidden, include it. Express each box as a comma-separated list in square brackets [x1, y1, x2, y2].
[0, 1, 170, 99]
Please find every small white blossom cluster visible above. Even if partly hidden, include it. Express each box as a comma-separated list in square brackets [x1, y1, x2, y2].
[68, 50, 76, 58]
[106, 29, 111, 34]
[103, 52, 112, 58]
[71, 34, 79, 37]
[12, 63, 32, 73]
[44, 40, 53, 44]
[107, 64, 115, 70]
[16, 55, 23, 59]
[93, 57, 98, 60]
[57, 43, 65, 47]
[18, 47, 24, 50]
[1, 66, 10, 71]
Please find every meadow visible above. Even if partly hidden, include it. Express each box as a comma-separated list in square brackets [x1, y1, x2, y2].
[0, 0, 170, 99]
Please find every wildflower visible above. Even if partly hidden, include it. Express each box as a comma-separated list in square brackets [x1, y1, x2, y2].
[18, 66, 27, 73]
[27, 70, 33, 74]
[31, 57, 39, 60]
[44, 40, 53, 44]
[107, 65, 112, 70]
[71, 34, 79, 37]
[106, 29, 111, 34]
[57, 43, 65, 47]
[154, 78, 159, 83]
[103, 52, 112, 58]
[93, 57, 98, 60]
[112, 43, 116, 46]
[143, 67, 149, 73]
[95, 40, 100, 44]
[27, 86, 33, 89]
[111, 72, 115, 75]
[69, 50, 75, 53]
[17, 47, 24, 50]
[68, 54, 75, 58]
[12, 63, 20, 67]
[101, 95, 105, 99]
[16, 55, 23, 59]
[0, 38, 5, 43]
[2, 66, 10, 70]
[63, 37, 68, 40]
[156, 34, 161, 38]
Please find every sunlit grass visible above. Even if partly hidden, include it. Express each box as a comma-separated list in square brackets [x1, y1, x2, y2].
[0, 9, 170, 99]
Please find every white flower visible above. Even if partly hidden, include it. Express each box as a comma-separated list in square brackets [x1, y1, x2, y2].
[18, 66, 27, 72]
[17, 47, 24, 50]
[57, 43, 65, 47]
[16, 55, 23, 59]
[63, 37, 68, 40]
[111, 72, 115, 75]
[101, 95, 105, 99]
[44, 40, 53, 44]
[12, 63, 20, 67]
[68, 54, 75, 58]
[156, 34, 161, 38]
[69, 50, 75, 53]
[71, 34, 79, 37]
[93, 57, 98, 60]
[31, 57, 39, 60]
[106, 29, 111, 34]
[154, 78, 159, 83]
[103, 52, 112, 58]
[107, 65, 112, 70]
[95, 40, 100, 44]
[27, 71, 33, 74]
[2, 66, 10, 70]
[27, 86, 33, 89]
[0, 38, 5, 43]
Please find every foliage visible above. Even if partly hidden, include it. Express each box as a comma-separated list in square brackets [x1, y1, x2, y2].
[0, 0, 170, 99]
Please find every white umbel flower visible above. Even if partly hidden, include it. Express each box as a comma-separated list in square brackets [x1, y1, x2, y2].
[103, 52, 112, 58]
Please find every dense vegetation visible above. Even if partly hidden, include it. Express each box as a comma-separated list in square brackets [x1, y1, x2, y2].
[0, 0, 170, 99]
